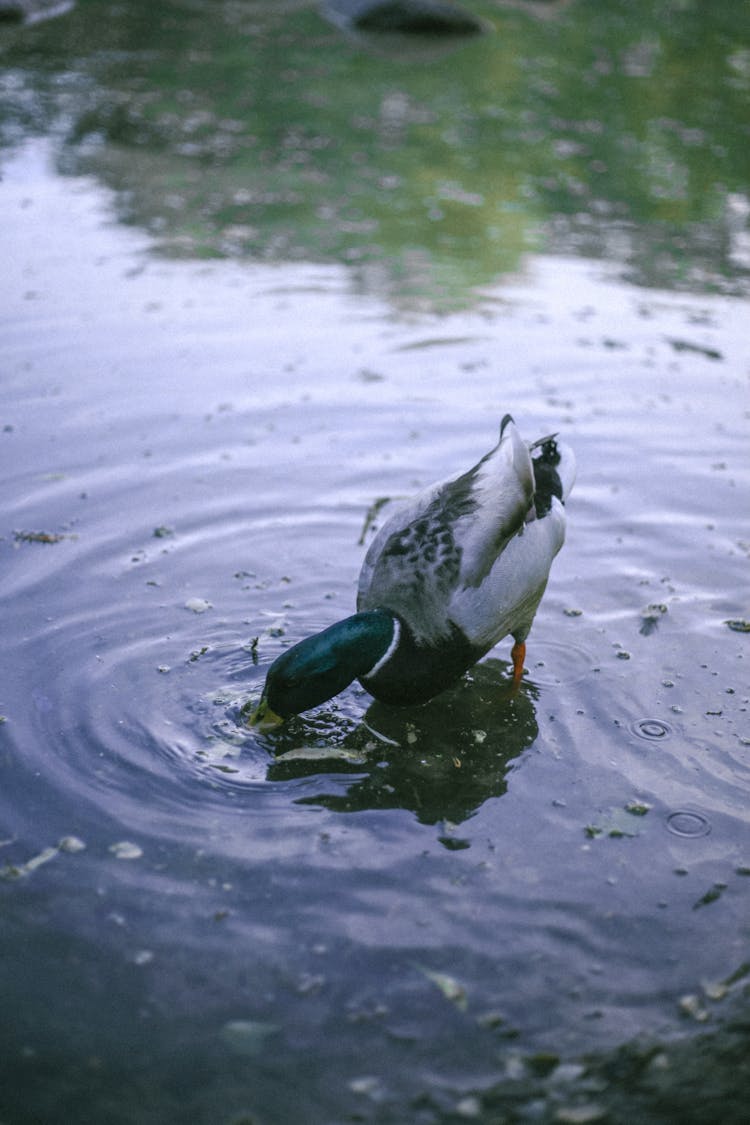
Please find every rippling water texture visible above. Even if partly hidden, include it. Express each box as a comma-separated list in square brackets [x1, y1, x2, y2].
[1, 3, 750, 1121]
[2, 141, 748, 1123]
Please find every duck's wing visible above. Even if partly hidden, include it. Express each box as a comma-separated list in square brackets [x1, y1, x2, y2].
[357, 417, 535, 645]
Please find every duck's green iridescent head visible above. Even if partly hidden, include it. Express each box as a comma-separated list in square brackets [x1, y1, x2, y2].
[247, 609, 397, 727]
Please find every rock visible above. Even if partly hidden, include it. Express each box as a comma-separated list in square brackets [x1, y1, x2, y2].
[325, 0, 485, 37]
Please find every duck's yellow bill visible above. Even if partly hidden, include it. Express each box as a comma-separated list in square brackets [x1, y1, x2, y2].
[246, 698, 285, 731]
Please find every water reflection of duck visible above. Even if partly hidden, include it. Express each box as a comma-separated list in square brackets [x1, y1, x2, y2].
[267, 660, 539, 829]
[249, 415, 574, 728]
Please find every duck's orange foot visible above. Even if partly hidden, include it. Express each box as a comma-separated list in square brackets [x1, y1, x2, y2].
[510, 639, 526, 689]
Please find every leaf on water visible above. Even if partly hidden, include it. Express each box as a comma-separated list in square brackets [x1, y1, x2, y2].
[693, 882, 727, 910]
[417, 965, 468, 1011]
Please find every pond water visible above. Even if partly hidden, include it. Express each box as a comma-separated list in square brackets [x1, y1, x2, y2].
[1, 2, 749, 1123]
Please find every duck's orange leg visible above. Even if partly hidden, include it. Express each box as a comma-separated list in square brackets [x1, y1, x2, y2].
[510, 639, 526, 688]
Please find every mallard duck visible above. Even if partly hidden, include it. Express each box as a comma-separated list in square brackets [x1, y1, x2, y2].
[249, 414, 574, 727]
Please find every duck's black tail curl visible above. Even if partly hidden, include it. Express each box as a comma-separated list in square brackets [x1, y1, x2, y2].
[531, 436, 563, 517]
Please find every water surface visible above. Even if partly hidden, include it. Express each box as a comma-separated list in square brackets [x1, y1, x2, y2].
[1, 3, 750, 1123]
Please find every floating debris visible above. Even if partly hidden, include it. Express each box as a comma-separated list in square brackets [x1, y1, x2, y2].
[702, 979, 729, 1002]
[274, 745, 369, 765]
[153, 525, 174, 538]
[185, 597, 212, 613]
[475, 1009, 505, 1030]
[1, 835, 85, 879]
[221, 1018, 280, 1057]
[725, 618, 750, 633]
[639, 603, 668, 636]
[109, 841, 143, 860]
[417, 965, 468, 1011]
[693, 882, 727, 910]
[667, 338, 723, 360]
[679, 993, 710, 1022]
[584, 805, 647, 839]
[555, 1104, 608, 1124]
[348, 1075, 387, 1101]
[13, 529, 71, 544]
[625, 800, 652, 817]
[454, 1094, 482, 1118]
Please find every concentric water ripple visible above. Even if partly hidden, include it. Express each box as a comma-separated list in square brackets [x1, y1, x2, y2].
[3, 163, 750, 1122]
[665, 809, 713, 838]
[630, 717, 674, 741]
[527, 639, 595, 685]
[1, 440, 374, 859]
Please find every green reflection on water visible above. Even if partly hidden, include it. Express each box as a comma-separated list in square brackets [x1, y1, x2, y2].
[1, 0, 749, 306]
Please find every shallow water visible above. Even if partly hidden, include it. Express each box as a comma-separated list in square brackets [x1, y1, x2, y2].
[2, 3, 750, 1123]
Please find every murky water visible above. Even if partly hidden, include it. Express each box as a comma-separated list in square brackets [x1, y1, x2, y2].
[2, 3, 749, 1123]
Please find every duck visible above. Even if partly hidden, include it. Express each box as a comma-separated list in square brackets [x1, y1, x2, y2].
[248, 414, 575, 728]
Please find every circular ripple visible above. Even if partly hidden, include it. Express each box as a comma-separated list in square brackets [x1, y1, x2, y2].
[665, 810, 712, 838]
[630, 717, 673, 741]
[528, 640, 594, 686]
